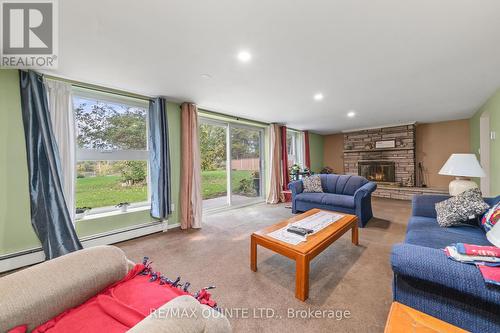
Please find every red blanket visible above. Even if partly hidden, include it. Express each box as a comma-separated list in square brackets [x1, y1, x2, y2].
[28, 264, 215, 333]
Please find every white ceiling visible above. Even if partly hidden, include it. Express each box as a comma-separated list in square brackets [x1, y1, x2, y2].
[52, 0, 500, 134]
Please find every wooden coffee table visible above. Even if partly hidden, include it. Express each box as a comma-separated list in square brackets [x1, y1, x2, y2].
[250, 208, 358, 301]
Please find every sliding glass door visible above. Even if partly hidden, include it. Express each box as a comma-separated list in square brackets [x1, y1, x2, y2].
[199, 120, 228, 210]
[230, 126, 262, 206]
[200, 118, 264, 210]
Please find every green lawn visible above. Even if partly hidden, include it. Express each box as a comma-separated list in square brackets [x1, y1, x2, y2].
[201, 170, 255, 199]
[76, 175, 147, 208]
[76, 170, 257, 208]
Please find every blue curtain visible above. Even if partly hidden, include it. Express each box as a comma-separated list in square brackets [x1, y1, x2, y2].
[19, 70, 82, 259]
[149, 97, 172, 219]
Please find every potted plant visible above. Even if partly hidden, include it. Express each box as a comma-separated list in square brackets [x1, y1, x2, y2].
[289, 164, 301, 181]
[116, 202, 130, 213]
[75, 207, 91, 220]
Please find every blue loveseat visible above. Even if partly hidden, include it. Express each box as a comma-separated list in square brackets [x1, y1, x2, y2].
[391, 194, 500, 332]
[288, 174, 377, 227]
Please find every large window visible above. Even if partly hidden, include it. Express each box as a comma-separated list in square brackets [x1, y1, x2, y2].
[286, 129, 304, 167]
[73, 89, 150, 213]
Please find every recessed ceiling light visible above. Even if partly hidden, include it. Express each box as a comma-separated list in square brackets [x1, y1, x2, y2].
[347, 111, 356, 118]
[313, 93, 324, 101]
[237, 50, 252, 62]
[200, 74, 212, 79]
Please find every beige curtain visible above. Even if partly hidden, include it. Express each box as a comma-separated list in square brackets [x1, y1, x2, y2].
[267, 123, 284, 203]
[180, 103, 202, 229]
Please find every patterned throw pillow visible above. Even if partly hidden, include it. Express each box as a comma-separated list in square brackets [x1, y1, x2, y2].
[481, 201, 500, 232]
[302, 175, 323, 193]
[435, 188, 490, 227]
[486, 218, 500, 247]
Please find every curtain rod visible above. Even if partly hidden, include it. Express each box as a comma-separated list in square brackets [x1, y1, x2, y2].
[197, 109, 307, 132]
[42, 73, 153, 102]
[197, 108, 270, 127]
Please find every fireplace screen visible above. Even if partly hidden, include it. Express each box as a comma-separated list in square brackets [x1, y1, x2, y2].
[358, 161, 396, 183]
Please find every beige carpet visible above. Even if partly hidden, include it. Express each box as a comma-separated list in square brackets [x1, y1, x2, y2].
[116, 197, 410, 332]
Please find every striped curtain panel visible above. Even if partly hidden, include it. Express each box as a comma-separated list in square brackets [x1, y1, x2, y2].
[180, 103, 202, 229]
[266, 124, 283, 204]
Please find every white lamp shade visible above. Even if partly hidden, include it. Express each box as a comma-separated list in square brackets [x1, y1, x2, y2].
[438, 153, 486, 178]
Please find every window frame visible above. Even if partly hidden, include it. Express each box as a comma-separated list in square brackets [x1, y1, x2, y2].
[286, 129, 304, 168]
[198, 116, 266, 210]
[72, 88, 151, 216]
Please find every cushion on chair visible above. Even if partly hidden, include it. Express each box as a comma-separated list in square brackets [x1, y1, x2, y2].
[321, 193, 355, 208]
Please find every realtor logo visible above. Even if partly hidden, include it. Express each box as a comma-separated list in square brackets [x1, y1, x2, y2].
[1, 0, 58, 68]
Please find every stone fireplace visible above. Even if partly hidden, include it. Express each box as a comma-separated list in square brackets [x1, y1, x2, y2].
[358, 160, 396, 184]
[343, 124, 416, 187]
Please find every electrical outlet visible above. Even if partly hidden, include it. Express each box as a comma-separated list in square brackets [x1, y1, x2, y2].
[491, 131, 496, 140]
[171, 203, 175, 212]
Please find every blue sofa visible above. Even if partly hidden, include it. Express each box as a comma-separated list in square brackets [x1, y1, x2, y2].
[391, 194, 500, 333]
[288, 174, 377, 227]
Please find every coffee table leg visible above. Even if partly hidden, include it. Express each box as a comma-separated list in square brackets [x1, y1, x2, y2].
[295, 255, 309, 301]
[352, 223, 359, 245]
[250, 235, 257, 272]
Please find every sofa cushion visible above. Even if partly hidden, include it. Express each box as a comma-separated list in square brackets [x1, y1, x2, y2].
[405, 216, 491, 249]
[321, 193, 355, 208]
[129, 295, 232, 333]
[295, 192, 326, 203]
[320, 174, 368, 195]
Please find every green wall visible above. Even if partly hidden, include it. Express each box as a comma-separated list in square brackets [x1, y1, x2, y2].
[470, 88, 500, 196]
[0, 70, 181, 255]
[0, 70, 40, 254]
[309, 133, 324, 173]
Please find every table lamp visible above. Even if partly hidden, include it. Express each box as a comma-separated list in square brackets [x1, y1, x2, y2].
[438, 153, 486, 195]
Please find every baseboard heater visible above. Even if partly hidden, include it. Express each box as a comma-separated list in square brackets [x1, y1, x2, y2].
[0, 221, 178, 273]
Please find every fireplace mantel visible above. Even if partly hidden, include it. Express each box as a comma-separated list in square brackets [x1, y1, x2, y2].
[343, 147, 413, 153]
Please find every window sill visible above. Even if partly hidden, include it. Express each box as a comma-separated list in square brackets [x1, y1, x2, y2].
[77, 205, 151, 221]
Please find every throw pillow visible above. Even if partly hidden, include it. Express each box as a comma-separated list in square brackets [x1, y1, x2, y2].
[302, 175, 323, 193]
[481, 201, 500, 232]
[435, 188, 490, 227]
[486, 219, 500, 247]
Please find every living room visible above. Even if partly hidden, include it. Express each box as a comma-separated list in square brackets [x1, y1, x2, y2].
[0, 1, 499, 332]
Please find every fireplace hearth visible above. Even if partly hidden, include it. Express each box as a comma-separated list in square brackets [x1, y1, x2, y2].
[358, 160, 397, 184]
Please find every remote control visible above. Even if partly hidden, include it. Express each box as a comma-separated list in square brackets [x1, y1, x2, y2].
[287, 226, 313, 237]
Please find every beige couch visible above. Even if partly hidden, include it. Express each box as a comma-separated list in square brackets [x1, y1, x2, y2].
[0, 246, 231, 332]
